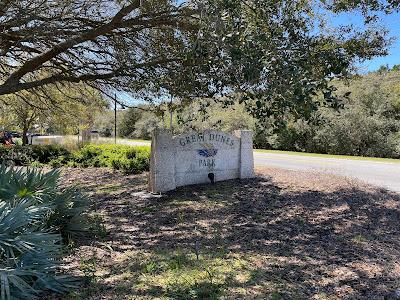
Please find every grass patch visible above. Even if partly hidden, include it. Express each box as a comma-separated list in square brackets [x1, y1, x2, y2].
[97, 137, 151, 144]
[138, 206, 157, 213]
[124, 138, 151, 144]
[68, 250, 255, 300]
[95, 183, 123, 194]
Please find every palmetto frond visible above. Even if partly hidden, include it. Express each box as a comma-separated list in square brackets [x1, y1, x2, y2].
[0, 201, 59, 259]
[0, 165, 85, 299]
[0, 165, 59, 204]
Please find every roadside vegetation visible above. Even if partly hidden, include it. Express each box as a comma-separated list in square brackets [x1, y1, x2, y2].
[0, 84, 107, 145]
[0, 144, 150, 174]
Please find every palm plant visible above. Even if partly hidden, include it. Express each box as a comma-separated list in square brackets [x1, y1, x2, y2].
[0, 165, 87, 299]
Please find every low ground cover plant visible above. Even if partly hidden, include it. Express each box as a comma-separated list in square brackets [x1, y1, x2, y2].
[0, 144, 150, 174]
[0, 165, 88, 299]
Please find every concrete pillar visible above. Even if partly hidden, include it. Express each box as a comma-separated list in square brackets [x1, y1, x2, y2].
[148, 129, 176, 193]
[235, 130, 255, 179]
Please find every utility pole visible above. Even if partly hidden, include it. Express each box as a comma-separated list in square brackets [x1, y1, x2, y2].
[114, 93, 117, 144]
[169, 95, 173, 131]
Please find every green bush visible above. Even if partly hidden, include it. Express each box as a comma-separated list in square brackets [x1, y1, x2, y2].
[31, 144, 71, 163]
[0, 165, 88, 299]
[0, 145, 35, 165]
[72, 144, 150, 173]
[0, 144, 72, 166]
[0, 144, 151, 174]
[252, 93, 400, 158]
[313, 109, 400, 157]
[118, 156, 150, 175]
[49, 155, 70, 168]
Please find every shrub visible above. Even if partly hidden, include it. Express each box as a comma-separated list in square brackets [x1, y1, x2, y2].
[31, 144, 71, 163]
[0, 145, 35, 165]
[254, 105, 400, 158]
[72, 144, 150, 173]
[119, 156, 149, 174]
[0, 144, 72, 166]
[49, 155, 70, 168]
[312, 109, 400, 158]
[0, 144, 151, 174]
[0, 165, 88, 299]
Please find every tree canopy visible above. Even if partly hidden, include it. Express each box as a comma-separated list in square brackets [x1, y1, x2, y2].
[0, 0, 398, 120]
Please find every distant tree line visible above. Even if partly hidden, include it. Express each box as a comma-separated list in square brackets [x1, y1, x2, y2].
[108, 67, 400, 158]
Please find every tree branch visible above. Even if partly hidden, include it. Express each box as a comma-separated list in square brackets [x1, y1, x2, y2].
[2, 1, 141, 88]
[0, 57, 181, 95]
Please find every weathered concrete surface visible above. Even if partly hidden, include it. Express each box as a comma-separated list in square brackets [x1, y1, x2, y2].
[149, 129, 254, 193]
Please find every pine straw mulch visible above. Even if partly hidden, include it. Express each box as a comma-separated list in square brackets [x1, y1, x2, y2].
[55, 167, 400, 300]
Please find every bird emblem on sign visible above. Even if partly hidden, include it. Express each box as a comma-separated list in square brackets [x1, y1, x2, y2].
[197, 143, 218, 157]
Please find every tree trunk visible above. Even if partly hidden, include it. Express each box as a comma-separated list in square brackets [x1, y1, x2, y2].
[22, 127, 28, 145]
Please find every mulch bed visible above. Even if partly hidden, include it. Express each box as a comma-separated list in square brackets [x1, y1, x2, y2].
[58, 167, 400, 300]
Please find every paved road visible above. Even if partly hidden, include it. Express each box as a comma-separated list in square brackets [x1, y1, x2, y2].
[254, 152, 400, 193]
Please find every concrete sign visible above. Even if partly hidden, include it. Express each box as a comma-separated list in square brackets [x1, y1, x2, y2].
[149, 129, 254, 192]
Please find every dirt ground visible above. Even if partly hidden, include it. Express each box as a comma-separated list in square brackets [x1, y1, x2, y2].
[56, 167, 400, 300]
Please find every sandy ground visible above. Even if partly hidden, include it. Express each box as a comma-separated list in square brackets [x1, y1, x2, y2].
[53, 167, 400, 300]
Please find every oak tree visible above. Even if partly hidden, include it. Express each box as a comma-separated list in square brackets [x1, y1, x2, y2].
[0, 0, 398, 121]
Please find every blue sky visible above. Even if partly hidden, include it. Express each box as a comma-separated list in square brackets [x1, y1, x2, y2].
[332, 11, 400, 72]
[364, 13, 400, 71]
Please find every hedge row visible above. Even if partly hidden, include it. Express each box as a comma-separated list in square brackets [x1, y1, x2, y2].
[0, 144, 151, 174]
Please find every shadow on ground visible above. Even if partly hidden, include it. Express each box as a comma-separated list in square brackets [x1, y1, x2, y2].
[58, 168, 400, 300]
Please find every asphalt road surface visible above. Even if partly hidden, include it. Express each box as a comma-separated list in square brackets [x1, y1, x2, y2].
[254, 152, 400, 193]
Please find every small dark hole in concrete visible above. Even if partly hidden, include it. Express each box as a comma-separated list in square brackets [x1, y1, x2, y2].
[208, 173, 215, 184]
